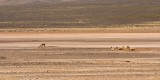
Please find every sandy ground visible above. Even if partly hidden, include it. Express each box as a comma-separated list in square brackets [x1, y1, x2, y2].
[1, 27, 160, 33]
[0, 33, 160, 80]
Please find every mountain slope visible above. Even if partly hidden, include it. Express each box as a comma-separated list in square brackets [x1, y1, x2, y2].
[0, 0, 160, 28]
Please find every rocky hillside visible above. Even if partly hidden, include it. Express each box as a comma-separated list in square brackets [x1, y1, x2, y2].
[0, 0, 160, 28]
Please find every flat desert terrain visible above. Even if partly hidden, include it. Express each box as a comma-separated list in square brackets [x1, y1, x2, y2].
[0, 0, 160, 80]
[0, 33, 160, 80]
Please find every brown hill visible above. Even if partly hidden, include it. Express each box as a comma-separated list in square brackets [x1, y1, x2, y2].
[0, 0, 160, 28]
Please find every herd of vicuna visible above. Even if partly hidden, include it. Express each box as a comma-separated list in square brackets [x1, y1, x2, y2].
[110, 46, 135, 51]
[38, 43, 135, 51]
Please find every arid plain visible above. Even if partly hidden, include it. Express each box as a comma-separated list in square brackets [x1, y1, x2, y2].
[0, 0, 160, 80]
[0, 32, 160, 80]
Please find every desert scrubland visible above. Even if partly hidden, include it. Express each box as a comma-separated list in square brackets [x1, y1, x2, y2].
[0, 0, 160, 80]
[0, 33, 160, 80]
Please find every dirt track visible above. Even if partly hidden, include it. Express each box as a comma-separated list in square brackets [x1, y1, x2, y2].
[0, 33, 160, 80]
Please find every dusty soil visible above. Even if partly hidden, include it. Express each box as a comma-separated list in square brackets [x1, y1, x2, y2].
[0, 33, 160, 80]
[1, 27, 160, 33]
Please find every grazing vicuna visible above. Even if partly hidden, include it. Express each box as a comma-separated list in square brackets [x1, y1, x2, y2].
[39, 43, 46, 48]
[130, 48, 136, 51]
[110, 47, 115, 51]
[127, 46, 135, 51]
[117, 46, 125, 50]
